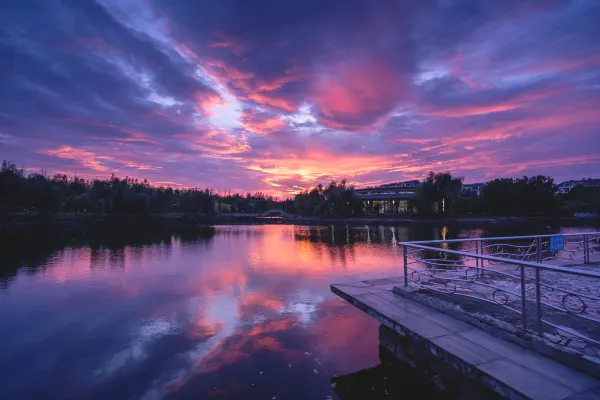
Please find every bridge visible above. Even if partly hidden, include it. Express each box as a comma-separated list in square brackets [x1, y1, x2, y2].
[332, 232, 600, 399]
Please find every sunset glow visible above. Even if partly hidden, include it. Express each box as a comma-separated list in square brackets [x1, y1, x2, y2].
[1, 1, 599, 197]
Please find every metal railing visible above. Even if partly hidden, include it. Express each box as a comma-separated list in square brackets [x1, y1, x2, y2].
[400, 232, 600, 356]
[405, 232, 600, 266]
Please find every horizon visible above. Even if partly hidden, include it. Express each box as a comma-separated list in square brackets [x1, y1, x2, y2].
[5, 161, 600, 195]
[1, 1, 599, 198]
[4, 159, 594, 198]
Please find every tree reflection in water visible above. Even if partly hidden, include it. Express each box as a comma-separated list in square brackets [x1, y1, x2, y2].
[0, 224, 215, 286]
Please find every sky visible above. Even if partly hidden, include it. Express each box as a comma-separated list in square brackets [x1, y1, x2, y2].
[1, 0, 599, 198]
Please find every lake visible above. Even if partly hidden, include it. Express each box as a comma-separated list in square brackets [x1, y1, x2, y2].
[0, 223, 595, 399]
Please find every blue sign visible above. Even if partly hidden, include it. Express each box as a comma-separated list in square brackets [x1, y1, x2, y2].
[550, 235, 565, 252]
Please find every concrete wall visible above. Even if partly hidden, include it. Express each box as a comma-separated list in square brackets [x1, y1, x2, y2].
[379, 324, 502, 400]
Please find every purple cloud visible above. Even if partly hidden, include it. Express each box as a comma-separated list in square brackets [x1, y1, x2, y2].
[0, 0, 599, 197]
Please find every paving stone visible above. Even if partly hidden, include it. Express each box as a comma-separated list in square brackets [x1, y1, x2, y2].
[376, 290, 439, 316]
[400, 315, 453, 339]
[423, 312, 474, 333]
[363, 278, 395, 286]
[370, 291, 415, 311]
[458, 329, 524, 358]
[584, 355, 600, 365]
[507, 351, 600, 393]
[371, 289, 409, 304]
[354, 292, 393, 309]
[342, 281, 373, 288]
[331, 284, 381, 296]
[479, 358, 575, 400]
[375, 296, 418, 320]
[403, 300, 440, 316]
[566, 388, 600, 400]
[431, 334, 504, 366]
[331, 284, 367, 296]
[371, 283, 397, 291]
[375, 289, 440, 316]
[355, 293, 415, 321]
[387, 276, 406, 284]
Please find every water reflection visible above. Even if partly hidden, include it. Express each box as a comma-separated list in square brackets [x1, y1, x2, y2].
[294, 224, 448, 246]
[0, 223, 583, 399]
[0, 225, 215, 286]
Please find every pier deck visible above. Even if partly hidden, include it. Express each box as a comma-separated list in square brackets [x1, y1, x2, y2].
[332, 277, 600, 400]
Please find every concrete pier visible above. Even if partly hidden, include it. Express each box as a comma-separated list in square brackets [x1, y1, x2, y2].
[332, 278, 600, 400]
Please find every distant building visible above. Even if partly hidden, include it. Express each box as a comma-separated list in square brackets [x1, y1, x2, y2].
[462, 183, 485, 197]
[556, 178, 600, 195]
[377, 180, 420, 189]
[355, 180, 419, 215]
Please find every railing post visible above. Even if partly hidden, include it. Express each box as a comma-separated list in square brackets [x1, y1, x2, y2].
[520, 265, 528, 330]
[475, 240, 481, 275]
[535, 268, 543, 335]
[584, 234, 590, 264]
[536, 237, 542, 263]
[403, 245, 408, 287]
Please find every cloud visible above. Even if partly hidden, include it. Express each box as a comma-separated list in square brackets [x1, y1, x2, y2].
[311, 58, 409, 131]
[40, 146, 114, 172]
[39, 145, 163, 173]
[0, 0, 599, 194]
[0, 133, 17, 144]
[239, 109, 287, 135]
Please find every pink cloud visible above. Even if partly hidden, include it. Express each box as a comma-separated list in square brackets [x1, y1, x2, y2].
[422, 103, 521, 118]
[239, 109, 287, 135]
[247, 92, 298, 112]
[196, 91, 224, 116]
[311, 58, 408, 130]
[174, 129, 250, 156]
[39, 146, 162, 175]
[207, 32, 247, 56]
[40, 146, 113, 172]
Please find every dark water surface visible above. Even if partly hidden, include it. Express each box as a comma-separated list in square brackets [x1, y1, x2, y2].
[0, 223, 594, 399]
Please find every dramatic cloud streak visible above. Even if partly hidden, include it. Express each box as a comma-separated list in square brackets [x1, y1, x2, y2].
[1, 0, 599, 196]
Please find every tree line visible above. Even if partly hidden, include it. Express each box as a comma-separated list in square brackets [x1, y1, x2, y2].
[0, 161, 285, 216]
[414, 172, 599, 217]
[294, 172, 599, 218]
[2, 159, 598, 218]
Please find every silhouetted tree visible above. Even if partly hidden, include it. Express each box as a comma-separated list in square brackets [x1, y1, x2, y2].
[481, 176, 557, 216]
[1, 161, 25, 214]
[415, 171, 463, 216]
[558, 184, 600, 216]
[0, 159, 293, 217]
[293, 180, 363, 217]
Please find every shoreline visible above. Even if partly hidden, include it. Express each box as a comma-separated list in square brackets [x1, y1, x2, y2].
[291, 215, 599, 227]
[0, 213, 598, 232]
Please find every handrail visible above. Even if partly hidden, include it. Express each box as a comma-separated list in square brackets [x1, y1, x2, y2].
[405, 243, 600, 278]
[402, 231, 600, 245]
[400, 236, 600, 355]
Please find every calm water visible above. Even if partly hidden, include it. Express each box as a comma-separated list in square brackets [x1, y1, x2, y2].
[0, 223, 594, 399]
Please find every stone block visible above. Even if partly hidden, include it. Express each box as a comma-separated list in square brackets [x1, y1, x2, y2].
[431, 334, 504, 366]
[479, 358, 575, 400]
